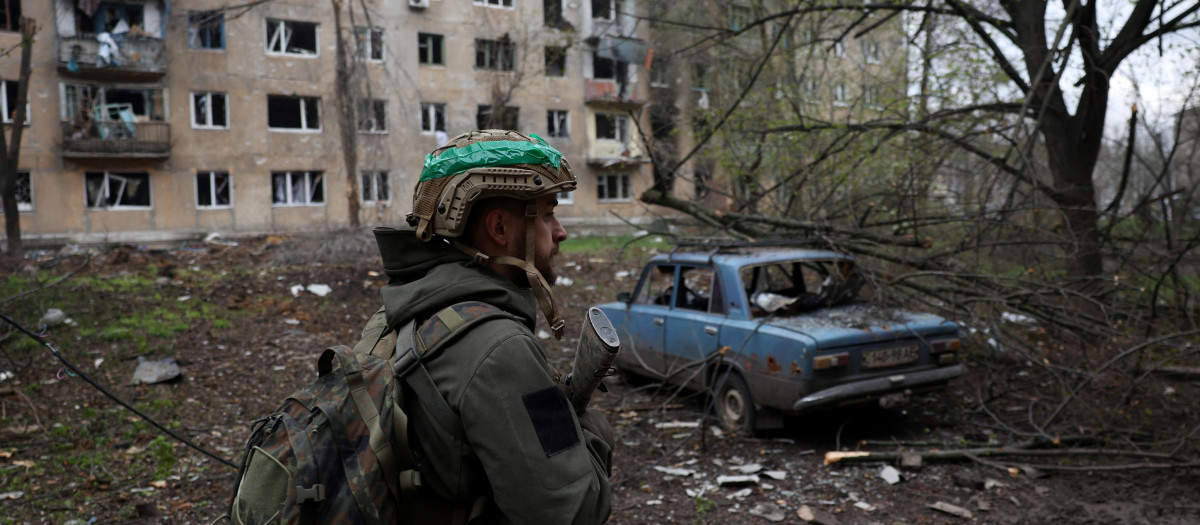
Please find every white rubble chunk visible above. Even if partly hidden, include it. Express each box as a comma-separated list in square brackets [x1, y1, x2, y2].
[653, 466, 695, 477]
[654, 421, 701, 430]
[717, 475, 760, 486]
[929, 501, 973, 519]
[880, 465, 902, 485]
[749, 502, 787, 522]
[306, 284, 332, 297]
[763, 470, 787, 481]
[729, 463, 763, 474]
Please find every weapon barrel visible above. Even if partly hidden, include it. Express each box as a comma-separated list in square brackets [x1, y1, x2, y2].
[567, 308, 620, 413]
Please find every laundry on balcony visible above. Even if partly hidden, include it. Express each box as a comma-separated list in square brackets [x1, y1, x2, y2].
[96, 32, 120, 67]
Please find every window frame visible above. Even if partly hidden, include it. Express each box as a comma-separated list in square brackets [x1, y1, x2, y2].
[546, 109, 569, 138]
[354, 26, 385, 62]
[1, 79, 28, 125]
[267, 95, 322, 132]
[862, 38, 880, 64]
[360, 170, 390, 204]
[420, 102, 446, 134]
[473, 0, 515, 8]
[271, 170, 325, 207]
[476, 105, 519, 130]
[475, 38, 516, 71]
[833, 82, 848, 106]
[594, 112, 628, 143]
[356, 98, 388, 134]
[195, 170, 232, 209]
[418, 33, 445, 66]
[596, 172, 632, 203]
[188, 11, 225, 50]
[85, 171, 152, 210]
[265, 19, 320, 57]
[15, 170, 30, 212]
[190, 91, 229, 130]
[544, 46, 567, 77]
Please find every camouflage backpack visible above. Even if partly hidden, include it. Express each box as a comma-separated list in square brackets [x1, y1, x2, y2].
[226, 302, 512, 524]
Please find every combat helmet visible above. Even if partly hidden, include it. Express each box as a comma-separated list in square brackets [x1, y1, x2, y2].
[407, 129, 577, 338]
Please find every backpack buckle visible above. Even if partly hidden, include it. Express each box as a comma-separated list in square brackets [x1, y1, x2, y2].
[394, 344, 422, 377]
[295, 484, 325, 503]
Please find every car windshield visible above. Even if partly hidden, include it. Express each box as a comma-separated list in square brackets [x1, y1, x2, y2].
[739, 259, 867, 317]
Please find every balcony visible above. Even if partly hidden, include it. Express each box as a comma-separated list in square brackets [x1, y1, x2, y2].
[61, 121, 171, 159]
[585, 79, 642, 106]
[58, 35, 167, 81]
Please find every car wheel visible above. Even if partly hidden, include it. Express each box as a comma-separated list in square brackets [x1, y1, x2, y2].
[715, 372, 755, 436]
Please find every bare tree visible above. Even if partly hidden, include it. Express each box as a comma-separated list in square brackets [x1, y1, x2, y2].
[0, 18, 36, 259]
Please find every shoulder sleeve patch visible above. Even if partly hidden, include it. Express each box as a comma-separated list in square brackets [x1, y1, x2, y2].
[522, 385, 582, 457]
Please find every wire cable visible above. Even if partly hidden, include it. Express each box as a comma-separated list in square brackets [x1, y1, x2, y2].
[0, 311, 238, 469]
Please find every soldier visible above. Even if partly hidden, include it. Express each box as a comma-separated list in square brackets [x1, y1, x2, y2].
[356, 130, 613, 524]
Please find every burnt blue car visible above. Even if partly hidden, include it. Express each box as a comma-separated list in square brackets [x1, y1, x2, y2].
[596, 246, 965, 434]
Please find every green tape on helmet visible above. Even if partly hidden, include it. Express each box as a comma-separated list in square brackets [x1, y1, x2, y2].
[420, 135, 563, 182]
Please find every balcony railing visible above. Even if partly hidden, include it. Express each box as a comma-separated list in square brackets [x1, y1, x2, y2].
[585, 79, 641, 105]
[58, 35, 167, 79]
[61, 121, 171, 158]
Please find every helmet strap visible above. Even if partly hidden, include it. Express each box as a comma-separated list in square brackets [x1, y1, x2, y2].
[450, 224, 567, 340]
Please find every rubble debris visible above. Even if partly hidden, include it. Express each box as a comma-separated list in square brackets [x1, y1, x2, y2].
[729, 463, 763, 474]
[132, 356, 181, 385]
[929, 501, 973, 519]
[900, 451, 923, 470]
[717, 475, 760, 486]
[654, 421, 701, 430]
[652, 466, 696, 477]
[762, 470, 787, 481]
[880, 465, 902, 485]
[749, 502, 786, 522]
[797, 505, 841, 525]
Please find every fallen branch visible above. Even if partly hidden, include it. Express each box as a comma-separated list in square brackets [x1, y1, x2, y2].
[825, 446, 1180, 466]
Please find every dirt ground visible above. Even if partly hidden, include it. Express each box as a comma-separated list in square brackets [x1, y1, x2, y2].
[1, 232, 1197, 524]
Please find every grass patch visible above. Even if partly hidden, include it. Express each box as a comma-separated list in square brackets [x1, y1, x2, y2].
[560, 235, 671, 254]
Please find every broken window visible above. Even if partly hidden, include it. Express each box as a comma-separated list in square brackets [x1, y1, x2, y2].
[191, 91, 228, 129]
[357, 99, 387, 133]
[677, 266, 723, 314]
[595, 112, 628, 143]
[634, 265, 675, 306]
[196, 171, 231, 208]
[189, 11, 224, 49]
[475, 38, 515, 71]
[546, 110, 569, 138]
[476, 105, 518, 130]
[420, 102, 445, 133]
[474, 0, 514, 8]
[596, 172, 630, 202]
[15, 170, 30, 211]
[355, 26, 384, 61]
[592, 52, 615, 80]
[740, 260, 868, 316]
[545, 46, 567, 77]
[267, 95, 321, 131]
[271, 171, 324, 206]
[2, 79, 28, 124]
[0, 0, 22, 32]
[266, 19, 318, 56]
[85, 171, 151, 209]
[418, 33, 444, 65]
[361, 171, 389, 203]
[544, 0, 565, 27]
[592, 0, 615, 20]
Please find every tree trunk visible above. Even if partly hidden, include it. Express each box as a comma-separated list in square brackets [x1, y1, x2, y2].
[1, 18, 35, 259]
[331, 0, 361, 229]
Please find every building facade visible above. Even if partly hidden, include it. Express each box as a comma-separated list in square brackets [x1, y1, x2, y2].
[4, 0, 662, 247]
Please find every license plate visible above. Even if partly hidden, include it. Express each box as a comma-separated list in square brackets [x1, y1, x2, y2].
[863, 345, 919, 368]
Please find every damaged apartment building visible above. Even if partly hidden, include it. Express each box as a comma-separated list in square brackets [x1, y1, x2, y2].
[2, 0, 659, 246]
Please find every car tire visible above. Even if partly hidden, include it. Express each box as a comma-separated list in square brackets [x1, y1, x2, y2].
[715, 372, 755, 436]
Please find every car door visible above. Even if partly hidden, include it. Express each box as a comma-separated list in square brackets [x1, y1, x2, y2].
[662, 265, 725, 388]
[620, 264, 676, 379]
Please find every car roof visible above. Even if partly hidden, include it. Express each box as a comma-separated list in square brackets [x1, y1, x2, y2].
[649, 247, 853, 267]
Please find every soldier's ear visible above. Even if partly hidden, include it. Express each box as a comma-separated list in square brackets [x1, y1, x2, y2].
[481, 207, 511, 248]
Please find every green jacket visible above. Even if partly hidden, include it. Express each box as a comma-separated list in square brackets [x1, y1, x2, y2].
[359, 228, 613, 525]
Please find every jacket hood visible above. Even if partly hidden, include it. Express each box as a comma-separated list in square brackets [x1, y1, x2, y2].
[372, 227, 538, 330]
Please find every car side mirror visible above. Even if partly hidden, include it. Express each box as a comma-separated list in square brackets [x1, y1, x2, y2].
[617, 291, 631, 303]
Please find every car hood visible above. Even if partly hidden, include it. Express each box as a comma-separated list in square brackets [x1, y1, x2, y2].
[769, 302, 956, 349]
